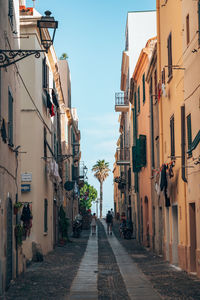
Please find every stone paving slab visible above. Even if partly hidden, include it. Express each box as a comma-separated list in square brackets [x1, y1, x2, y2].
[69, 230, 98, 300]
[112, 221, 200, 300]
[101, 219, 162, 300]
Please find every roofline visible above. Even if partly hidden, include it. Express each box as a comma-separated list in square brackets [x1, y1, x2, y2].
[127, 10, 156, 13]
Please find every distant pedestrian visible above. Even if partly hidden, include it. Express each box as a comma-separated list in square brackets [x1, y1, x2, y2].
[111, 208, 114, 218]
[106, 210, 113, 235]
[91, 213, 97, 235]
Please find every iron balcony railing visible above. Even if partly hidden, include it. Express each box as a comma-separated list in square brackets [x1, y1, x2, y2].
[116, 147, 130, 165]
[115, 92, 129, 106]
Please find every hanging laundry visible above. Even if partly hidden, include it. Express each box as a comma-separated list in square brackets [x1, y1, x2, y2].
[21, 204, 33, 238]
[1, 119, 7, 143]
[160, 164, 170, 207]
[169, 163, 174, 178]
[46, 92, 52, 110]
[52, 89, 59, 108]
[50, 104, 55, 117]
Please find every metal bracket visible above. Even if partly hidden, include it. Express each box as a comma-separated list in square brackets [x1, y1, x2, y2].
[0, 49, 47, 68]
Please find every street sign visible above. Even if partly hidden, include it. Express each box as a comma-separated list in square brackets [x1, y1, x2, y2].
[21, 184, 31, 192]
[21, 173, 32, 182]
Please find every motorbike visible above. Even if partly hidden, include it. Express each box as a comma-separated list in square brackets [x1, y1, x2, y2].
[72, 219, 82, 238]
[119, 220, 133, 239]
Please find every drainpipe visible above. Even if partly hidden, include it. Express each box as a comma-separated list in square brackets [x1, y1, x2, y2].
[181, 105, 188, 270]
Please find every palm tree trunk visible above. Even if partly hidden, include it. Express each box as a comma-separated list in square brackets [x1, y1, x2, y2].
[100, 181, 103, 218]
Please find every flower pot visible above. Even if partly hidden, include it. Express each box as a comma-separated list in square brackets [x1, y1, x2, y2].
[14, 207, 18, 215]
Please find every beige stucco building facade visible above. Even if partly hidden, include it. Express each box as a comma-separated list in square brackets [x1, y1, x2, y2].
[0, 0, 21, 293]
[181, 0, 200, 277]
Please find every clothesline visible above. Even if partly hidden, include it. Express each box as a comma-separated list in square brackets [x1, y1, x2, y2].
[152, 160, 175, 174]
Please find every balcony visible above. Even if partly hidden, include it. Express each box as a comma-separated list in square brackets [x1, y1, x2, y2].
[115, 92, 129, 112]
[116, 147, 130, 165]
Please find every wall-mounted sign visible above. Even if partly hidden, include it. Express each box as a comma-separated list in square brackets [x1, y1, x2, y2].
[21, 184, 31, 192]
[21, 173, 32, 182]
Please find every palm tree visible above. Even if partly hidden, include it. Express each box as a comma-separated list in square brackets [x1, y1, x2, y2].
[92, 160, 110, 218]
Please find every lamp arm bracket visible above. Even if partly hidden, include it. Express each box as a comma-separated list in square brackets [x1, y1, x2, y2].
[0, 49, 47, 68]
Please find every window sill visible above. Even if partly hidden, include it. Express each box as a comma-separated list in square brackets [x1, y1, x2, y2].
[43, 232, 48, 236]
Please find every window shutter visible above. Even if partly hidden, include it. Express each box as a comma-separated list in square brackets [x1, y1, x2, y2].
[142, 73, 145, 103]
[170, 115, 175, 157]
[187, 114, 192, 152]
[132, 146, 137, 172]
[8, 89, 13, 146]
[8, 0, 14, 26]
[137, 86, 140, 113]
[167, 33, 172, 78]
[139, 135, 147, 167]
[0, 69, 1, 117]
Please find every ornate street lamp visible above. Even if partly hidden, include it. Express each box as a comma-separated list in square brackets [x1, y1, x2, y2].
[37, 11, 58, 51]
[0, 11, 58, 68]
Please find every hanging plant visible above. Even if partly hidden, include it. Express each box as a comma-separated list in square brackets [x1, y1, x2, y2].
[15, 224, 24, 246]
[13, 202, 23, 215]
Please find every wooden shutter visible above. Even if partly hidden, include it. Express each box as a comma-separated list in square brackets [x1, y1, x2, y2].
[187, 114, 192, 152]
[44, 127, 47, 158]
[167, 33, 172, 78]
[186, 14, 190, 45]
[8, 89, 13, 146]
[8, 0, 14, 27]
[137, 86, 140, 113]
[170, 115, 175, 157]
[139, 135, 147, 167]
[142, 73, 145, 103]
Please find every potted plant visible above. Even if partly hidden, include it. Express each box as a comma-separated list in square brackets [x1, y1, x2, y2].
[15, 224, 24, 247]
[14, 202, 23, 215]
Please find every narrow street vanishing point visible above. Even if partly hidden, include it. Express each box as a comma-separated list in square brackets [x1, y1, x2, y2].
[1, 220, 200, 300]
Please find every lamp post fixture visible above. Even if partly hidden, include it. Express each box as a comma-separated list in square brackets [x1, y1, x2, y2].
[0, 11, 58, 68]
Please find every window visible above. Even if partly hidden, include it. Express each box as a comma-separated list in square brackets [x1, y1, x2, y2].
[162, 68, 165, 84]
[8, 0, 14, 27]
[187, 114, 192, 151]
[167, 33, 172, 79]
[137, 86, 140, 113]
[44, 199, 48, 233]
[154, 69, 157, 98]
[42, 58, 49, 89]
[170, 115, 175, 157]
[44, 127, 47, 158]
[186, 14, 190, 45]
[142, 73, 145, 103]
[8, 89, 13, 146]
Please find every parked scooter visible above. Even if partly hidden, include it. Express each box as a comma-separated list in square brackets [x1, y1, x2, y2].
[119, 219, 133, 239]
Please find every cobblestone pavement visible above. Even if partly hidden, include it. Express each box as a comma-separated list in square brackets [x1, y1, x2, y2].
[113, 221, 200, 300]
[0, 230, 90, 300]
[97, 220, 130, 300]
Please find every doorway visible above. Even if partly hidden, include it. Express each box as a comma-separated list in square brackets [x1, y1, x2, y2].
[172, 205, 178, 265]
[6, 198, 13, 289]
[189, 203, 196, 272]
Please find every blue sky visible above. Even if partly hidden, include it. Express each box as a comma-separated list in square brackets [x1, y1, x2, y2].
[27, 0, 156, 216]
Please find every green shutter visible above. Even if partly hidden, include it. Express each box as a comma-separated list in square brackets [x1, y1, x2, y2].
[137, 86, 140, 113]
[139, 135, 147, 167]
[143, 73, 145, 103]
[187, 114, 192, 152]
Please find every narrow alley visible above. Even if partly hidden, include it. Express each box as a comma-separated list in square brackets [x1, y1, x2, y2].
[1, 220, 200, 300]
